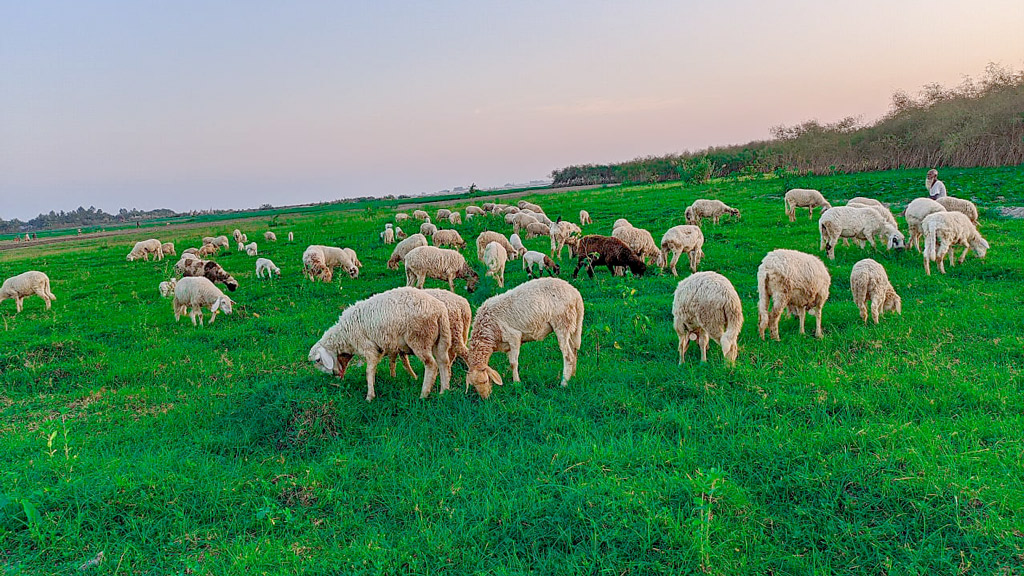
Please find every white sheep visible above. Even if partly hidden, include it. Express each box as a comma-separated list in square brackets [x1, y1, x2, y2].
[158, 278, 177, 299]
[308, 287, 452, 401]
[904, 198, 947, 252]
[264, 231, 277, 242]
[413, 210, 429, 221]
[198, 243, 220, 258]
[850, 259, 901, 324]
[432, 229, 466, 250]
[847, 197, 898, 228]
[612, 225, 663, 267]
[160, 242, 176, 257]
[527, 211, 553, 227]
[465, 206, 485, 216]
[237, 242, 245, 252]
[182, 247, 200, 257]
[245, 242, 258, 257]
[255, 258, 281, 278]
[232, 229, 243, 243]
[343, 248, 363, 270]
[936, 196, 979, 225]
[381, 227, 395, 244]
[0, 271, 56, 313]
[579, 210, 592, 226]
[525, 222, 550, 239]
[476, 231, 517, 262]
[302, 245, 333, 282]
[511, 212, 539, 235]
[448, 212, 462, 225]
[387, 234, 429, 270]
[612, 218, 632, 232]
[404, 246, 479, 292]
[483, 241, 508, 288]
[126, 239, 163, 261]
[522, 250, 560, 278]
[757, 249, 830, 340]
[481, 202, 496, 212]
[288, 232, 294, 242]
[202, 235, 230, 250]
[508, 233, 527, 257]
[171, 276, 234, 326]
[436, 208, 452, 221]
[241, 233, 248, 243]
[549, 220, 582, 259]
[517, 200, 544, 214]
[395, 213, 410, 223]
[818, 206, 905, 260]
[465, 277, 584, 399]
[921, 211, 989, 275]
[784, 189, 832, 222]
[660, 225, 705, 276]
[312, 245, 359, 279]
[420, 222, 438, 237]
[672, 271, 743, 364]
[685, 199, 740, 226]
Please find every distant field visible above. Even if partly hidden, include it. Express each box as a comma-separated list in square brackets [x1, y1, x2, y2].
[1, 167, 1023, 574]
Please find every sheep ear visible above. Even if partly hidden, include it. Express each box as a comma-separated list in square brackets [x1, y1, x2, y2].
[318, 347, 335, 371]
[486, 366, 503, 386]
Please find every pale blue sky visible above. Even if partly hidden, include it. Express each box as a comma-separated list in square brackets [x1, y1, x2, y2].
[2, 1, 1022, 219]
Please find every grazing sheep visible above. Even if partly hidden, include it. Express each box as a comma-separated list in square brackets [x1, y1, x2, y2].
[432, 229, 466, 250]
[757, 249, 830, 340]
[904, 197, 947, 252]
[198, 243, 220, 258]
[307, 245, 359, 279]
[413, 210, 429, 221]
[522, 250, 560, 278]
[572, 235, 647, 278]
[579, 210, 592, 226]
[660, 225, 705, 276]
[508, 233, 527, 257]
[549, 220, 582, 259]
[171, 276, 234, 326]
[672, 271, 743, 364]
[483, 241, 508, 288]
[685, 199, 740, 226]
[936, 196, 980, 225]
[517, 200, 545, 214]
[525, 222, 550, 239]
[202, 235, 230, 250]
[500, 205, 520, 216]
[160, 242, 176, 257]
[245, 242, 258, 257]
[381, 227, 395, 244]
[448, 212, 462, 225]
[158, 278, 177, 299]
[179, 259, 239, 292]
[404, 246, 479, 292]
[612, 218, 632, 232]
[255, 258, 281, 278]
[232, 229, 243, 243]
[436, 208, 452, 221]
[0, 271, 56, 313]
[420, 222, 438, 237]
[476, 231, 517, 262]
[237, 242, 245, 252]
[784, 189, 832, 222]
[466, 277, 584, 399]
[343, 248, 363, 270]
[174, 254, 200, 275]
[527, 211, 553, 227]
[465, 206, 485, 216]
[182, 247, 200, 257]
[818, 206, 905, 260]
[849, 259, 901, 324]
[512, 212, 540, 235]
[126, 239, 163, 261]
[302, 245, 333, 282]
[264, 231, 277, 242]
[288, 232, 294, 242]
[921, 211, 989, 275]
[308, 287, 452, 401]
[612, 225, 663, 267]
[481, 202, 496, 212]
[387, 234, 429, 270]
[241, 233, 248, 243]
[395, 213, 410, 223]
[847, 197, 898, 227]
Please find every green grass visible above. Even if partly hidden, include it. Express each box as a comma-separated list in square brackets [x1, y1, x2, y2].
[1, 167, 1023, 574]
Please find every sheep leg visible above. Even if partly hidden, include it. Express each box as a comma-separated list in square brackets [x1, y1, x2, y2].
[870, 298, 882, 324]
[447, 277, 455, 291]
[670, 250, 682, 277]
[209, 308, 218, 324]
[857, 300, 868, 323]
[677, 328, 689, 364]
[418, 353, 438, 399]
[797, 309, 807, 335]
[34, 287, 51, 310]
[15, 297, 24, 313]
[937, 242, 948, 274]
[958, 245, 970, 264]
[923, 251, 931, 276]
[554, 327, 576, 387]
[365, 355, 380, 402]
[698, 330, 710, 362]
[814, 306, 824, 338]
[507, 339, 522, 383]
[712, 216, 720, 224]
[807, 207, 814, 220]
[767, 297, 785, 341]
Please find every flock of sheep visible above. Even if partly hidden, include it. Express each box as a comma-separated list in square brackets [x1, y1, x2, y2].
[0, 184, 989, 401]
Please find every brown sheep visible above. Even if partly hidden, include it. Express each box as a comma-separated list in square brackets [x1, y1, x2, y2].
[571, 235, 647, 279]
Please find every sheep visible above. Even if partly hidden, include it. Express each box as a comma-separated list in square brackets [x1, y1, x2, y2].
[549, 220, 582, 259]
[847, 197, 898, 227]
[432, 229, 466, 250]
[404, 246, 479, 292]
[936, 196, 980, 225]
[612, 225, 663, 268]
[818, 205, 905, 260]
[395, 213, 410, 223]
[904, 198, 947, 252]
[0, 271, 56, 313]
[436, 208, 452, 221]
[483, 241, 508, 288]
[850, 259, 901, 324]
[198, 243, 220, 258]
[245, 242, 258, 257]
[685, 199, 740, 226]
[387, 234, 429, 270]
[126, 239, 163, 261]
[241, 233, 248, 243]
[288, 232, 294, 242]
[314, 246, 359, 278]
[302, 245, 333, 282]
[527, 211, 553, 227]
[572, 235, 647, 278]
[413, 210, 429, 221]
[202, 235, 230, 250]
[465, 277, 584, 399]
[511, 212, 539, 235]
[174, 253, 201, 275]
[237, 242, 245, 252]
[499, 205, 520, 215]
[160, 242, 176, 257]
[420, 222, 438, 237]
[395, 226, 406, 239]
[517, 200, 545, 214]
[158, 278, 177, 299]
[255, 258, 281, 278]
[182, 247, 200, 257]
[448, 212, 462, 225]
[381, 227, 395, 244]
[508, 233, 527, 257]
[672, 271, 743, 364]
[264, 231, 277, 242]
[179, 259, 239, 292]
[308, 287, 452, 401]
[232, 229, 243, 243]
[757, 249, 830, 340]
[481, 202, 496, 212]
[525, 222, 550, 239]
[171, 276, 234, 326]
[522, 250, 560, 278]
[476, 231, 517, 262]
[612, 218, 632, 232]
[784, 189, 832, 222]
[921, 211, 989, 275]
[580, 210, 592, 226]
[343, 248, 362, 270]
[465, 206, 485, 216]
[660, 225, 705, 276]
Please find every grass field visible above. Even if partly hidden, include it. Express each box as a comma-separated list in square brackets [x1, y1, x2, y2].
[2, 167, 1023, 574]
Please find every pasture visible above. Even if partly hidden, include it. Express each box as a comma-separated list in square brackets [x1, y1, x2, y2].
[1, 166, 1023, 574]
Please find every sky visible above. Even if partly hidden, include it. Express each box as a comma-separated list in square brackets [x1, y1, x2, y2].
[2, 1, 1023, 220]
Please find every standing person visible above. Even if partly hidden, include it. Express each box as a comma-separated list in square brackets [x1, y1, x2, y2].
[926, 169, 947, 200]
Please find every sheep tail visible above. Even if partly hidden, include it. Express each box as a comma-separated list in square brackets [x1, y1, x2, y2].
[435, 312, 452, 371]
[44, 278, 56, 300]
[720, 303, 742, 361]
[924, 225, 937, 261]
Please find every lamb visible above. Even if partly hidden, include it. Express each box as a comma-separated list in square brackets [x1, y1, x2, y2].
[483, 241, 508, 288]
[572, 235, 647, 278]
[420, 222, 438, 237]
[432, 229, 466, 250]
[522, 250, 560, 278]
[549, 220, 582, 259]
[579, 210, 592, 226]
[255, 258, 281, 278]
[525, 222, 550, 239]
[387, 234, 429, 270]
[465, 206, 485, 216]
[311, 245, 360, 279]
[264, 231, 277, 242]
[757, 249, 830, 340]
[160, 242, 176, 257]
[237, 242, 245, 252]
[436, 208, 452, 221]
[288, 232, 294, 242]
[672, 271, 743, 364]
[198, 243, 220, 258]
[517, 200, 545, 214]
[0, 271, 56, 313]
[413, 210, 430, 221]
[241, 233, 248, 243]
[818, 206, 905, 260]
[904, 198, 947, 252]
[158, 278, 177, 298]
[381, 227, 395, 244]
[660, 225, 705, 276]
[936, 196, 980, 225]
[784, 189, 832, 221]
[171, 276, 234, 326]
[685, 199, 740, 226]
[126, 239, 163, 261]
[612, 225, 663, 267]
[849, 259, 901, 324]
[847, 197, 898, 227]
[395, 213, 410, 223]
[475, 231, 517, 262]
[232, 229, 243, 243]
[465, 277, 584, 399]
[309, 287, 452, 401]
[921, 211, 989, 275]
[302, 245, 333, 282]
[404, 246, 479, 292]
[508, 233, 527, 257]
[245, 242, 258, 257]
[448, 212, 462, 225]
[202, 235, 230, 250]
[395, 226, 406, 239]
[179, 259, 239, 292]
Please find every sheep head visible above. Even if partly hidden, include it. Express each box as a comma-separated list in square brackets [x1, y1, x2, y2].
[466, 366, 503, 399]
[972, 236, 989, 258]
[461, 265, 479, 292]
[885, 226, 906, 251]
[309, 344, 350, 378]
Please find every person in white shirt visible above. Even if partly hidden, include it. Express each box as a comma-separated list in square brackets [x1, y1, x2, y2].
[926, 169, 947, 200]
